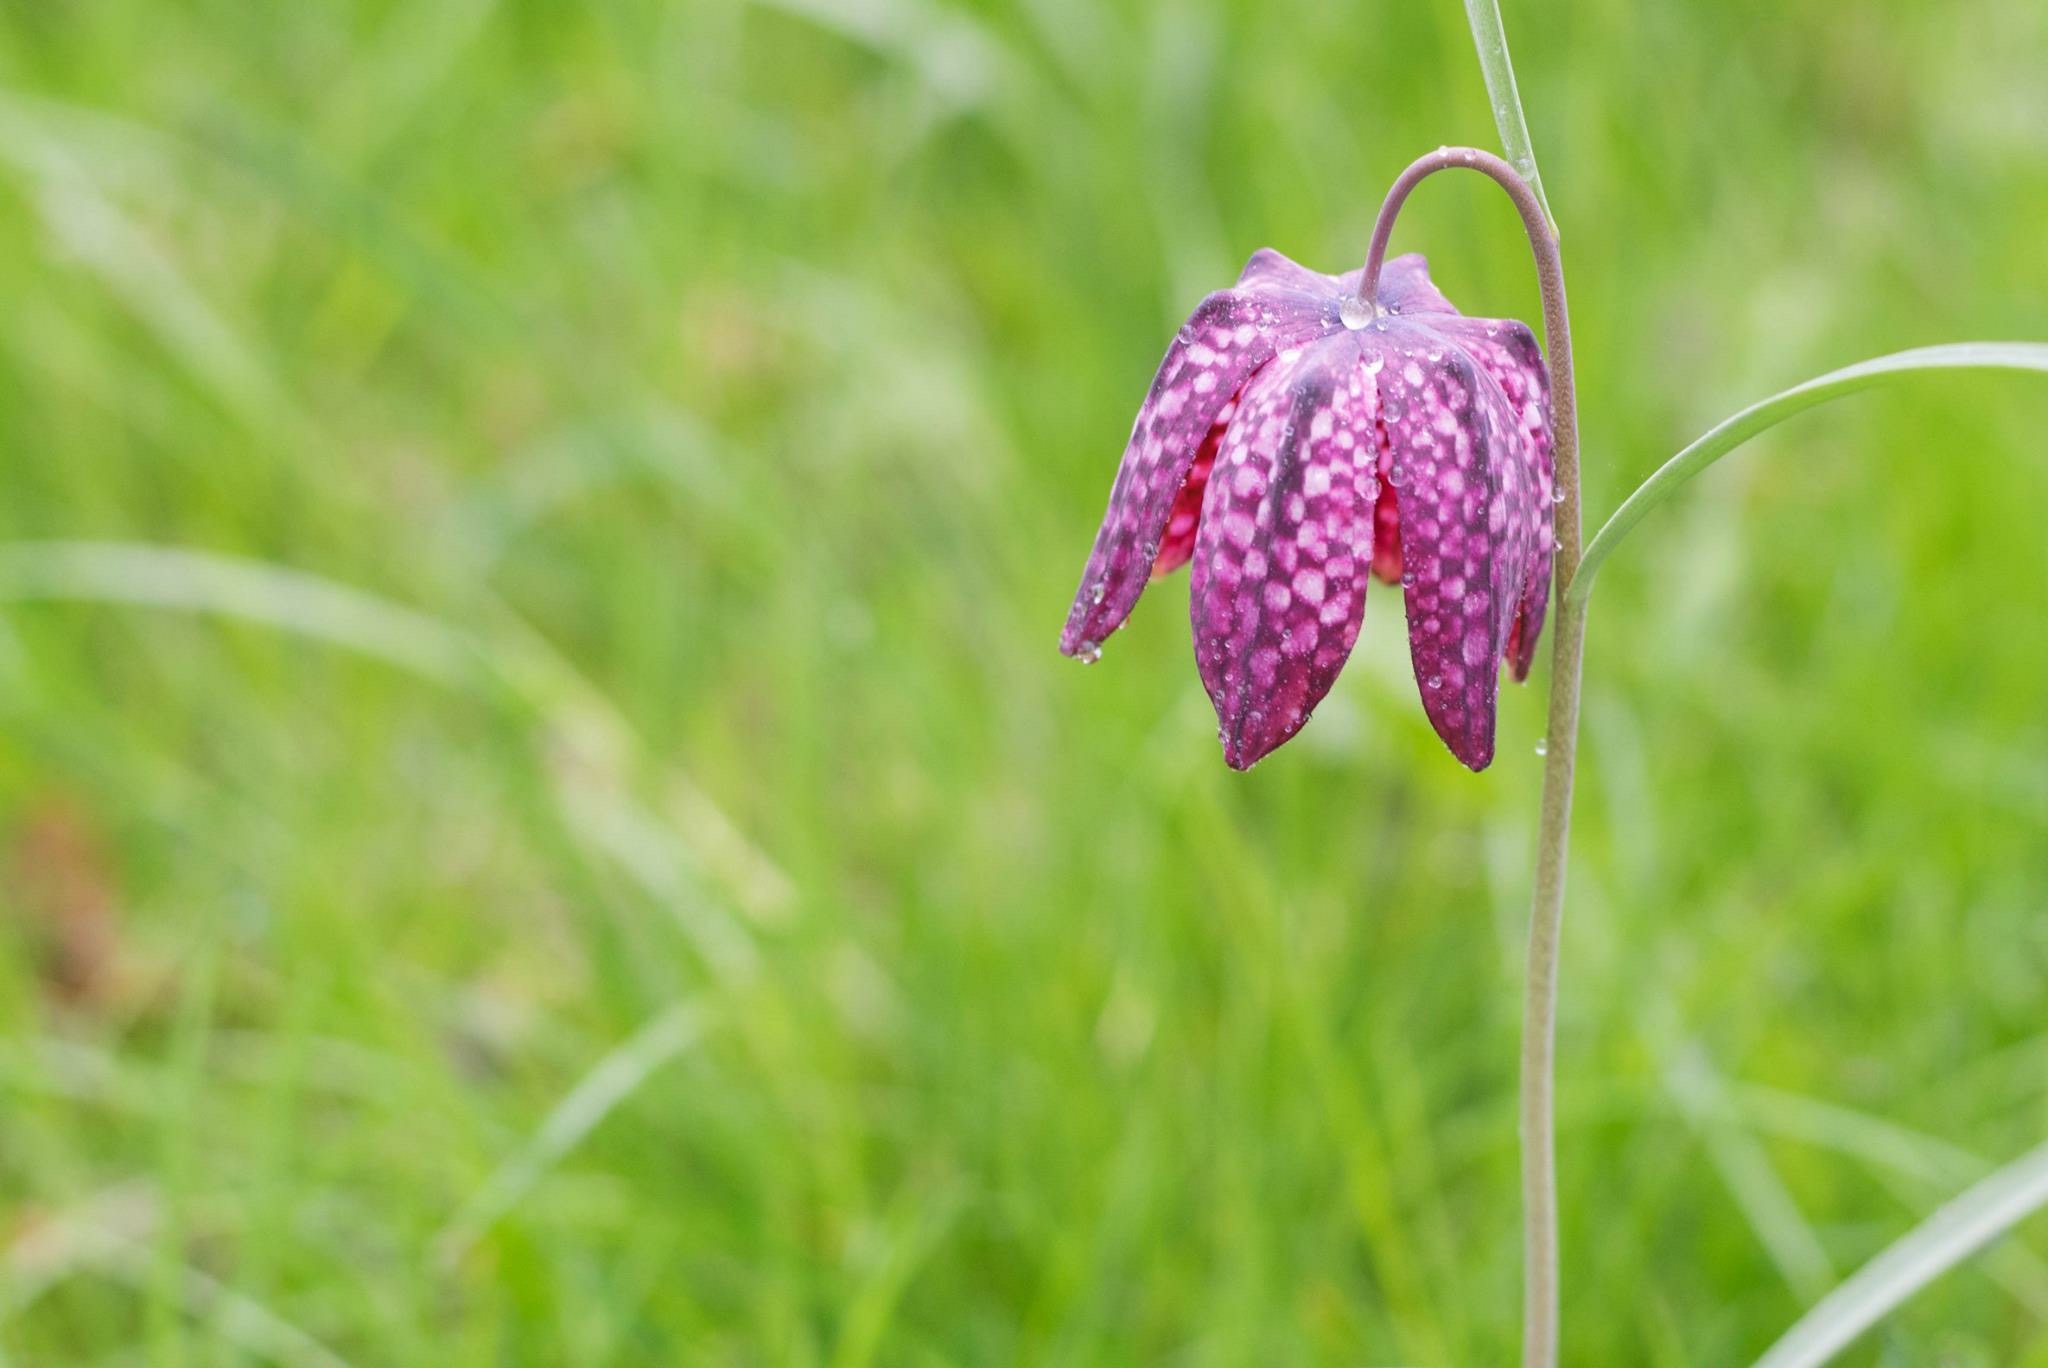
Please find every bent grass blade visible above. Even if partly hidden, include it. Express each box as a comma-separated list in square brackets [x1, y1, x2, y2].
[1752, 1137, 2048, 1368]
[1571, 343, 2048, 605]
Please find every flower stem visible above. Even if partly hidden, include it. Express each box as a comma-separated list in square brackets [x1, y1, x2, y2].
[1359, 147, 1584, 1368]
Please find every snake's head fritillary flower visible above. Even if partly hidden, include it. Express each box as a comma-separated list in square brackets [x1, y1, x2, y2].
[1060, 249, 1555, 771]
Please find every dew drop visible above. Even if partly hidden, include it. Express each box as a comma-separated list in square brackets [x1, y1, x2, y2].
[1551, 487, 1566, 504]
[1426, 675, 1442, 690]
[1339, 295, 1374, 331]
[1090, 579, 1106, 605]
[1534, 738, 1549, 757]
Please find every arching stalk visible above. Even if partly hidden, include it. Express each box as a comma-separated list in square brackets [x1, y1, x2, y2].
[1360, 147, 1581, 1368]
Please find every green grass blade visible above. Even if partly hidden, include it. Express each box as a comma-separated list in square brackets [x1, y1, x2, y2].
[1569, 343, 2048, 607]
[431, 1006, 709, 1269]
[1462, 0, 1555, 234]
[0, 541, 473, 681]
[0, 541, 783, 967]
[1751, 1136, 2048, 1368]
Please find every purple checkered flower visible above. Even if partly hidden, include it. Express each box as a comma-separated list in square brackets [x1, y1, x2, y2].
[1060, 248, 1555, 771]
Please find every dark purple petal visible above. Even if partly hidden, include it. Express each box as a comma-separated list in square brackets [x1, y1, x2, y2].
[1189, 335, 1378, 769]
[1373, 327, 1544, 770]
[1372, 252, 1459, 316]
[1236, 247, 1344, 301]
[1060, 287, 1326, 657]
[1429, 316, 1549, 418]
[1428, 317, 1556, 677]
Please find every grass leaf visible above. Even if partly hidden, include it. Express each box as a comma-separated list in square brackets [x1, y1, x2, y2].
[1751, 1137, 2048, 1368]
[1570, 343, 2048, 605]
[1462, 0, 1555, 233]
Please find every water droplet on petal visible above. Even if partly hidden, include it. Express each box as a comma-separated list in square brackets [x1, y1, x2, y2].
[1339, 295, 1374, 331]
[1426, 675, 1442, 691]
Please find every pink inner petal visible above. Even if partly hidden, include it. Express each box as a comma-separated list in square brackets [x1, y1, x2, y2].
[1150, 399, 1237, 578]
[1369, 428, 1403, 584]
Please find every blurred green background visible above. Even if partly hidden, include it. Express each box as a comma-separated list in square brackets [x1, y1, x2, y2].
[1, 0, 2045, 1362]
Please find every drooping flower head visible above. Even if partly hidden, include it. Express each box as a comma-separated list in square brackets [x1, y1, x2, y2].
[1060, 249, 1555, 770]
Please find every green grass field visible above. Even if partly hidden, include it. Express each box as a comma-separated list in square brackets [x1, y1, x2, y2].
[2, 1, 2046, 1362]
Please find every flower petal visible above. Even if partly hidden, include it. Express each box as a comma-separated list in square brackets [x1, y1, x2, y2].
[1369, 455, 1403, 583]
[1060, 289, 1326, 657]
[1373, 329, 1544, 769]
[1236, 247, 1343, 301]
[1428, 317, 1556, 677]
[1149, 399, 1234, 578]
[1189, 335, 1378, 769]
[1337, 252, 1458, 316]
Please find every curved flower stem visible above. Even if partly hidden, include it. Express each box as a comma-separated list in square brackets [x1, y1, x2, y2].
[1359, 147, 1583, 1368]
